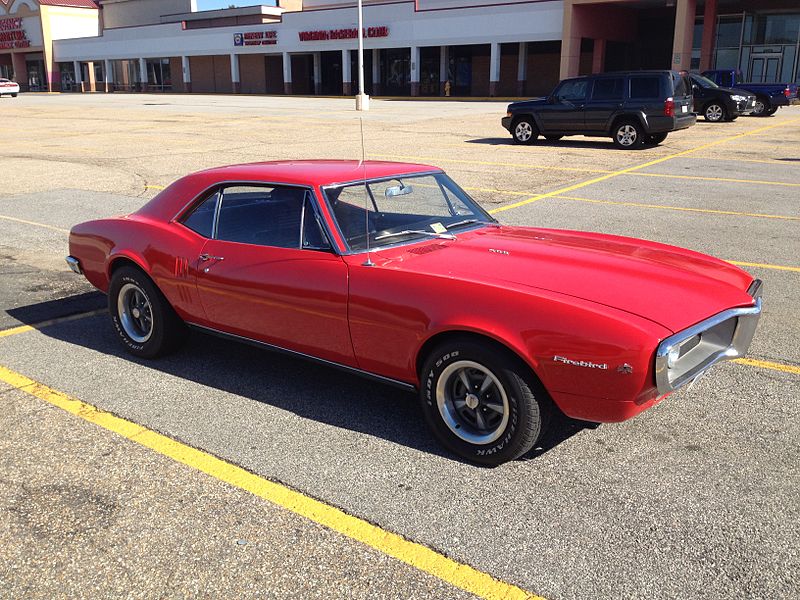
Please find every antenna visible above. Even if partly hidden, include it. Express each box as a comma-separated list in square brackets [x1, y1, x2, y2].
[359, 117, 374, 267]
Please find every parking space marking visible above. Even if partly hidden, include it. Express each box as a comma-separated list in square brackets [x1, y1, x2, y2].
[689, 155, 800, 166]
[0, 310, 107, 339]
[733, 358, 800, 375]
[445, 118, 800, 214]
[727, 260, 800, 273]
[0, 364, 543, 600]
[372, 154, 613, 175]
[145, 185, 165, 190]
[555, 195, 800, 221]
[0, 214, 69, 233]
[632, 172, 800, 188]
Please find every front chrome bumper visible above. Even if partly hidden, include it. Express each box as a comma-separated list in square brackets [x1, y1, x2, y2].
[65, 255, 83, 275]
[654, 279, 763, 394]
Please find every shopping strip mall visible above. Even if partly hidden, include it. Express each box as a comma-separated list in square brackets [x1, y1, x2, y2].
[2, 0, 799, 96]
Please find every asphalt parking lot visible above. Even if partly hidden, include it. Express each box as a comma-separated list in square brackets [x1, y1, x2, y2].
[1, 93, 798, 599]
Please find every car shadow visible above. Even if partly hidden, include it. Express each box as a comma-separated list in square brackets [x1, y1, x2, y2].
[466, 137, 620, 150]
[7, 294, 595, 466]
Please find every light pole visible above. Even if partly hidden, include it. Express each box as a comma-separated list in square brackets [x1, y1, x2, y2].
[355, 0, 370, 111]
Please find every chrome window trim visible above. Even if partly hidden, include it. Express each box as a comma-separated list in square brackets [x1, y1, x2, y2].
[172, 180, 338, 255]
[186, 322, 417, 392]
[320, 171, 498, 255]
[654, 279, 763, 394]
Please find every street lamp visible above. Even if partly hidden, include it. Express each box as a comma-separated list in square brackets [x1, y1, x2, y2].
[355, 0, 369, 111]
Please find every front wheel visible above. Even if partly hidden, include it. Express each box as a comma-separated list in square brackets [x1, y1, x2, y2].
[512, 117, 538, 145]
[109, 265, 186, 358]
[752, 97, 771, 116]
[612, 120, 645, 149]
[419, 339, 548, 466]
[704, 103, 726, 122]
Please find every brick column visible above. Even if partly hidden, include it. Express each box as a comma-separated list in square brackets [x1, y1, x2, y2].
[517, 42, 527, 96]
[592, 39, 606, 74]
[282, 52, 292, 95]
[12, 53, 28, 92]
[342, 49, 352, 96]
[699, 0, 717, 71]
[230, 53, 240, 93]
[671, 0, 697, 71]
[410, 46, 420, 96]
[489, 42, 500, 97]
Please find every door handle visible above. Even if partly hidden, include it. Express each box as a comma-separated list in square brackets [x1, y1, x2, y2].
[199, 253, 224, 262]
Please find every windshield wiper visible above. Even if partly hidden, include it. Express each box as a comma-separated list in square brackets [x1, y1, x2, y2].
[374, 230, 456, 241]
[446, 219, 500, 230]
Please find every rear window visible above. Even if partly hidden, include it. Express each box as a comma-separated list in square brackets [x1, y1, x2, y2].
[673, 74, 691, 96]
[591, 77, 624, 101]
[629, 76, 662, 100]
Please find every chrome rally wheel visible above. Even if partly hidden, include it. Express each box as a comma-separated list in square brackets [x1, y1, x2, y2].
[436, 360, 510, 445]
[420, 338, 548, 466]
[109, 265, 187, 358]
[117, 282, 154, 344]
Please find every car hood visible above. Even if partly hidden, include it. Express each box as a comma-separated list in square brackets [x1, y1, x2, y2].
[509, 97, 548, 109]
[377, 226, 756, 334]
[721, 86, 754, 97]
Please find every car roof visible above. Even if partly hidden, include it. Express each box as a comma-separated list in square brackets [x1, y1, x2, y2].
[135, 160, 440, 222]
[195, 160, 437, 188]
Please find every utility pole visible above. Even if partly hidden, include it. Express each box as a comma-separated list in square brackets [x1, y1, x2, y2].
[355, 0, 370, 111]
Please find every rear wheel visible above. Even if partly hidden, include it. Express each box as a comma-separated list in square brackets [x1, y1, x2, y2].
[512, 117, 538, 145]
[11, 93, 17, 98]
[765, 106, 778, 116]
[109, 265, 186, 358]
[704, 103, 725, 122]
[419, 338, 548, 466]
[612, 120, 645, 150]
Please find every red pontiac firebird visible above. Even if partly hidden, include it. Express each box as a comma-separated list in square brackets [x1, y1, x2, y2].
[67, 161, 762, 465]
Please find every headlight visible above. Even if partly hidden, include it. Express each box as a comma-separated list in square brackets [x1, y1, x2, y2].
[731, 95, 747, 101]
[667, 346, 681, 369]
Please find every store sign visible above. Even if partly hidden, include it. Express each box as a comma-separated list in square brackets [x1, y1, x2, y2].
[298, 26, 389, 42]
[234, 31, 277, 47]
[0, 17, 30, 50]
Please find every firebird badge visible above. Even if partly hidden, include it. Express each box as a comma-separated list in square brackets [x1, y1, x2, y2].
[488, 248, 509, 255]
[553, 356, 608, 370]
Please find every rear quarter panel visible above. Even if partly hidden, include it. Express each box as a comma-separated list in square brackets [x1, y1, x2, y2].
[69, 216, 208, 323]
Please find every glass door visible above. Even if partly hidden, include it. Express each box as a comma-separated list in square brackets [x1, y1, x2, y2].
[749, 53, 782, 83]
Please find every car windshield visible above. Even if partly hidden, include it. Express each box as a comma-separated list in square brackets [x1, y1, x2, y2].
[692, 74, 719, 89]
[324, 172, 496, 251]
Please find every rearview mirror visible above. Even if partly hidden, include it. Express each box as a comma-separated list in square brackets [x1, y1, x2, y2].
[385, 184, 413, 198]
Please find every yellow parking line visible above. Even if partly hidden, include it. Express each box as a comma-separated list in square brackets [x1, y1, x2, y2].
[632, 172, 800, 188]
[486, 117, 800, 214]
[732, 358, 800, 375]
[689, 156, 800, 166]
[0, 214, 69, 233]
[726, 260, 800, 273]
[371, 154, 613, 175]
[0, 310, 107, 339]
[555, 195, 800, 221]
[145, 185, 165, 190]
[0, 364, 542, 600]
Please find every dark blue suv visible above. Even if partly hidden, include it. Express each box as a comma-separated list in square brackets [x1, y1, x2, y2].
[502, 70, 696, 149]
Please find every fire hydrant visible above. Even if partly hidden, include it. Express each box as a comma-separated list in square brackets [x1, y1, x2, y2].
[444, 80, 451, 97]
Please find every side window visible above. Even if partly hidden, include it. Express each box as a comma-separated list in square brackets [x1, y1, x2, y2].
[673, 74, 690, 96]
[555, 79, 588, 102]
[591, 78, 624, 101]
[215, 185, 329, 250]
[181, 190, 219, 238]
[629, 77, 662, 100]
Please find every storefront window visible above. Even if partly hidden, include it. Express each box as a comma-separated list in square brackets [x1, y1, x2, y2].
[146, 58, 172, 91]
[744, 14, 800, 46]
[716, 15, 743, 49]
[58, 62, 76, 91]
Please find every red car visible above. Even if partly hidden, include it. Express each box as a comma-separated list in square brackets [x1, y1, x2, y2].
[67, 161, 762, 465]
